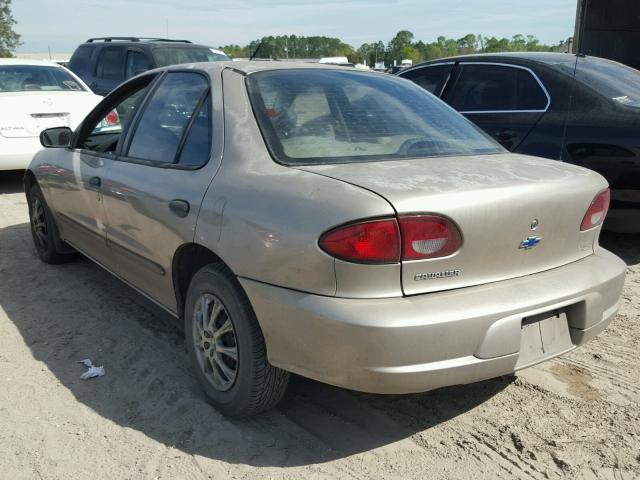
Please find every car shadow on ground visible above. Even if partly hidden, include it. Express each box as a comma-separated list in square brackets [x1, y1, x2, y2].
[600, 231, 640, 266]
[0, 170, 25, 195]
[0, 220, 514, 467]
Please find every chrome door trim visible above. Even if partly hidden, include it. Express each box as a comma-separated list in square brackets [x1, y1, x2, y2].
[455, 62, 551, 114]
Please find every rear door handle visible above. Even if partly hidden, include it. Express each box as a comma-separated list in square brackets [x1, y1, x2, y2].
[89, 176, 101, 188]
[169, 199, 190, 218]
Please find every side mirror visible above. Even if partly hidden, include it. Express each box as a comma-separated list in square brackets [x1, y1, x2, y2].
[40, 127, 72, 148]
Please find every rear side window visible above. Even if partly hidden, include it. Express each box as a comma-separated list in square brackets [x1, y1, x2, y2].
[400, 64, 452, 95]
[125, 50, 151, 79]
[178, 95, 212, 167]
[127, 72, 209, 164]
[247, 69, 502, 165]
[151, 46, 230, 67]
[69, 45, 93, 75]
[576, 56, 640, 108]
[95, 47, 125, 80]
[449, 64, 548, 112]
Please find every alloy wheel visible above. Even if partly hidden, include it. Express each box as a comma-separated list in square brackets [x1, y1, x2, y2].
[192, 293, 239, 391]
[31, 197, 48, 250]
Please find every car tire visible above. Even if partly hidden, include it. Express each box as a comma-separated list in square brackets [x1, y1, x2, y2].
[27, 184, 76, 264]
[184, 263, 290, 417]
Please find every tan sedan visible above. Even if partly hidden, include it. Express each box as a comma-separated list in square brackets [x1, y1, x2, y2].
[25, 61, 625, 416]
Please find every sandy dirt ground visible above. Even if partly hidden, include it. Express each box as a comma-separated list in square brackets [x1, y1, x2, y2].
[0, 170, 639, 480]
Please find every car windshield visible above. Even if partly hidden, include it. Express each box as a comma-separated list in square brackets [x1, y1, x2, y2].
[152, 46, 230, 66]
[0, 65, 85, 92]
[576, 57, 640, 108]
[247, 69, 503, 165]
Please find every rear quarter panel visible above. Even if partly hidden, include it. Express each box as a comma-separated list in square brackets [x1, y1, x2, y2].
[195, 69, 398, 297]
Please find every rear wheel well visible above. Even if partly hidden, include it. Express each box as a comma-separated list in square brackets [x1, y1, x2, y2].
[172, 244, 227, 318]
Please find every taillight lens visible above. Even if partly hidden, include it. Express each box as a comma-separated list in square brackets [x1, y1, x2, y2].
[319, 215, 462, 263]
[580, 189, 610, 231]
[399, 215, 462, 260]
[319, 219, 400, 263]
[105, 109, 119, 126]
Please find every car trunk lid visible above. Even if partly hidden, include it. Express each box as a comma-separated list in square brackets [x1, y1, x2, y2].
[298, 153, 608, 295]
[0, 91, 97, 138]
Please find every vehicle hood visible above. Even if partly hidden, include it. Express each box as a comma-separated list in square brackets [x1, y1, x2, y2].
[298, 153, 609, 295]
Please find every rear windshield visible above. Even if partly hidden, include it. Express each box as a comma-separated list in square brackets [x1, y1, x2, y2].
[0, 65, 85, 93]
[247, 69, 502, 165]
[152, 46, 230, 67]
[576, 57, 640, 108]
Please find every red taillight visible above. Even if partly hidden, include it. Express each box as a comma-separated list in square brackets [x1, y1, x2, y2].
[580, 189, 610, 231]
[319, 215, 462, 263]
[398, 215, 462, 260]
[319, 219, 400, 263]
[105, 109, 119, 126]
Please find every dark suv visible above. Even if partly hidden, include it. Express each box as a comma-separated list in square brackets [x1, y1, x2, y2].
[68, 37, 230, 95]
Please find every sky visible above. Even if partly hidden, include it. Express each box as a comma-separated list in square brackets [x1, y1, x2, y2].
[13, 0, 578, 53]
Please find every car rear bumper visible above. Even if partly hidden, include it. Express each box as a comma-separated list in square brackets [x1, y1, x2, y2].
[240, 248, 626, 394]
[0, 137, 40, 170]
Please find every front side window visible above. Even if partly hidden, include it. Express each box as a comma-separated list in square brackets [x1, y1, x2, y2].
[151, 46, 230, 67]
[127, 72, 209, 163]
[399, 64, 452, 95]
[0, 66, 85, 92]
[449, 64, 548, 112]
[80, 81, 152, 153]
[95, 47, 125, 80]
[247, 69, 502, 165]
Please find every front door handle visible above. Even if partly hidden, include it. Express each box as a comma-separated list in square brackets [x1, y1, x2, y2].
[89, 176, 101, 188]
[169, 199, 190, 218]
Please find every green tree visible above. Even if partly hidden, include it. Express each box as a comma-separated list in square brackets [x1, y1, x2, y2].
[0, 0, 20, 57]
[387, 30, 414, 65]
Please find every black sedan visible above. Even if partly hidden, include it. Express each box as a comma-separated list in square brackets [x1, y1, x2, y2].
[397, 52, 640, 232]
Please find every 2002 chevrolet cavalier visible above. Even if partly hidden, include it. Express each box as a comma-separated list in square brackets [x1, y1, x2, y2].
[25, 61, 626, 416]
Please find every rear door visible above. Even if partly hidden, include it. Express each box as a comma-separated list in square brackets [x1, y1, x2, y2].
[93, 46, 126, 95]
[101, 70, 222, 311]
[444, 63, 550, 150]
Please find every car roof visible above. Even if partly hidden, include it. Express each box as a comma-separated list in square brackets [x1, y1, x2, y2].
[409, 52, 579, 70]
[80, 39, 214, 50]
[163, 60, 363, 76]
[0, 58, 65, 67]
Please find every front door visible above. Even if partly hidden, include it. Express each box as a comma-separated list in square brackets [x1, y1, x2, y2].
[45, 148, 111, 266]
[101, 71, 220, 311]
[444, 63, 549, 150]
[59, 73, 158, 268]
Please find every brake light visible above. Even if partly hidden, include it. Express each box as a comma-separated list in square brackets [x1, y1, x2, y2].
[580, 189, 610, 231]
[319, 215, 462, 263]
[398, 215, 462, 260]
[319, 219, 400, 263]
[105, 109, 119, 126]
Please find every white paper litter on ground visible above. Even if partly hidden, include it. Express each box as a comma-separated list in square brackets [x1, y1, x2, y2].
[78, 359, 105, 380]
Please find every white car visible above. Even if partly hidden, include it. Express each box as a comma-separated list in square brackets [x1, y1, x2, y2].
[0, 59, 102, 170]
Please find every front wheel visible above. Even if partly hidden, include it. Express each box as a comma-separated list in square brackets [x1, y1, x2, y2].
[184, 264, 290, 417]
[27, 184, 75, 264]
